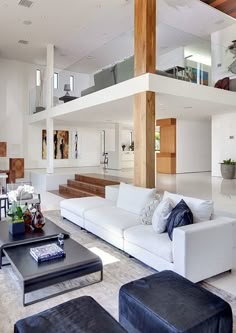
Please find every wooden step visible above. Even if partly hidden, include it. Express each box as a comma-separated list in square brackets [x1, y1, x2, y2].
[67, 179, 105, 196]
[59, 185, 95, 198]
[75, 174, 120, 187]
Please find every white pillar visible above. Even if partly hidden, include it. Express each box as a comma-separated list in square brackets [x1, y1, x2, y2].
[46, 118, 54, 174]
[115, 123, 122, 169]
[107, 123, 122, 170]
[46, 44, 54, 110]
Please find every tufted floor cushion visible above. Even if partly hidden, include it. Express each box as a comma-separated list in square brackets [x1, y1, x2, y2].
[15, 296, 127, 333]
[119, 270, 232, 333]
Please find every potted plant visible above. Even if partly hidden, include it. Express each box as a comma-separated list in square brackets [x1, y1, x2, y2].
[220, 159, 236, 179]
[7, 202, 25, 235]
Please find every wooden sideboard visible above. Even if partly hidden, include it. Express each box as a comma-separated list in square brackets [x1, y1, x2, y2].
[156, 118, 176, 174]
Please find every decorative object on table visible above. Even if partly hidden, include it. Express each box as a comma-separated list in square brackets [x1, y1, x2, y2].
[42, 129, 69, 160]
[122, 144, 126, 151]
[220, 158, 236, 179]
[7, 201, 25, 235]
[22, 203, 32, 228]
[0, 142, 7, 157]
[64, 83, 71, 96]
[8, 219, 25, 235]
[31, 203, 45, 229]
[30, 243, 65, 262]
[58, 233, 64, 246]
[8, 184, 34, 204]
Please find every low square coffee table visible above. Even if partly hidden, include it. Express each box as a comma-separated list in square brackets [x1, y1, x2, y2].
[0, 218, 70, 268]
[3, 237, 103, 306]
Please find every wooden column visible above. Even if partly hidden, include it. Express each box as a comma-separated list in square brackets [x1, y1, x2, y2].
[134, 0, 156, 188]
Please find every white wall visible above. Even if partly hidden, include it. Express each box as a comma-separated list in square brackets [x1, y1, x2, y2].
[211, 24, 236, 84]
[0, 57, 98, 170]
[212, 113, 236, 177]
[26, 124, 101, 169]
[176, 119, 211, 173]
[0, 58, 34, 169]
[157, 47, 185, 71]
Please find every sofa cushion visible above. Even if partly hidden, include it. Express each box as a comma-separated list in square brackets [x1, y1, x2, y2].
[84, 206, 140, 237]
[166, 199, 193, 240]
[139, 199, 160, 225]
[60, 197, 115, 218]
[163, 191, 213, 223]
[124, 225, 173, 263]
[116, 183, 156, 215]
[152, 198, 174, 233]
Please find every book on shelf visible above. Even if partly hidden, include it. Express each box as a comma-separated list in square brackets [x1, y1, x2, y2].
[30, 243, 65, 263]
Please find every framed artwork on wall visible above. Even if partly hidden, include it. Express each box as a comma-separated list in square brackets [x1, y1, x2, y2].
[0, 142, 7, 157]
[42, 130, 69, 159]
[71, 131, 79, 159]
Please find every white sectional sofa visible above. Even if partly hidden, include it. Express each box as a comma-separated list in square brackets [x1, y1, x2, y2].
[60, 184, 236, 283]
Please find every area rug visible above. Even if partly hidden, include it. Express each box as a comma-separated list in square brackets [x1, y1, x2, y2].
[0, 210, 235, 332]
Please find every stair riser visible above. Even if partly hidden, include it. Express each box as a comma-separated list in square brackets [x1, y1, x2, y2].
[67, 180, 105, 196]
[75, 174, 119, 186]
[59, 185, 94, 198]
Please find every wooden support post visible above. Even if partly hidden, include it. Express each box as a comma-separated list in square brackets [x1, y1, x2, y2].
[134, 0, 156, 188]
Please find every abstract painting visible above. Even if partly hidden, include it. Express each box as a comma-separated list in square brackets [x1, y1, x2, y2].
[185, 67, 208, 86]
[42, 130, 69, 159]
[0, 142, 7, 157]
[71, 131, 79, 159]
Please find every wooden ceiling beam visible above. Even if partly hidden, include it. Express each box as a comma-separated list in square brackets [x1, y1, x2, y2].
[201, 0, 236, 18]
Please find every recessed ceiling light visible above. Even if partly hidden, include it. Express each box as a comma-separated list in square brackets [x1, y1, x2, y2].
[184, 106, 192, 109]
[18, 0, 33, 8]
[18, 40, 29, 45]
[23, 20, 32, 25]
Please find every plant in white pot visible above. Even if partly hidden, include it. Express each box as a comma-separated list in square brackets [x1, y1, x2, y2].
[220, 159, 236, 179]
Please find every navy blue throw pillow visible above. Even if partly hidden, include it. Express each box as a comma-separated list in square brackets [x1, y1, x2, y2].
[166, 199, 193, 240]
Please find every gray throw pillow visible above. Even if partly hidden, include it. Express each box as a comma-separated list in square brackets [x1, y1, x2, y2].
[139, 199, 160, 225]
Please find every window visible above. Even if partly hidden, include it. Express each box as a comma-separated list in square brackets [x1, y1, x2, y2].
[36, 69, 41, 87]
[54, 72, 59, 89]
[70, 75, 74, 91]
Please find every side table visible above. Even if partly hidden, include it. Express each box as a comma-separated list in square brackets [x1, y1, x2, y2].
[59, 95, 78, 103]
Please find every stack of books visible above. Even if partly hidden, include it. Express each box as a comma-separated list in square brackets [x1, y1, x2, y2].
[30, 243, 65, 263]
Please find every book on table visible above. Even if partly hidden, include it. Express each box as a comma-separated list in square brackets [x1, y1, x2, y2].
[30, 243, 65, 262]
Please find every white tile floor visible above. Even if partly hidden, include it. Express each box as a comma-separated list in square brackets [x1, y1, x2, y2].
[16, 168, 236, 296]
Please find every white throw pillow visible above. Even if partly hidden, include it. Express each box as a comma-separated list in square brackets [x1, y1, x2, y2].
[163, 191, 214, 223]
[116, 183, 156, 215]
[139, 199, 160, 225]
[152, 198, 174, 233]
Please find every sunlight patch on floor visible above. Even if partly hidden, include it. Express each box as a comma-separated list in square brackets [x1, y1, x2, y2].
[89, 247, 120, 266]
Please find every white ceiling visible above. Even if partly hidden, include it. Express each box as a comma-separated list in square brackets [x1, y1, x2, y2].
[0, 0, 234, 73]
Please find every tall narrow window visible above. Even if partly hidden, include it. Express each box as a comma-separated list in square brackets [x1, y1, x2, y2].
[36, 69, 41, 86]
[54, 72, 59, 89]
[70, 75, 74, 92]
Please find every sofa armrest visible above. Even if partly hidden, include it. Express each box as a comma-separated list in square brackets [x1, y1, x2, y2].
[173, 218, 236, 282]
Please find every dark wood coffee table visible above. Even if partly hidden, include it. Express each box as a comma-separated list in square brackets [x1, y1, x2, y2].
[0, 218, 70, 268]
[3, 237, 103, 306]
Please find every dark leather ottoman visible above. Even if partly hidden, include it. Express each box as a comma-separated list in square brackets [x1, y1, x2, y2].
[119, 270, 233, 333]
[14, 296, 127, 333]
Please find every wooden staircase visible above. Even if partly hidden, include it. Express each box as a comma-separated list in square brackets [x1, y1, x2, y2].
[59, 173, 122, 199]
